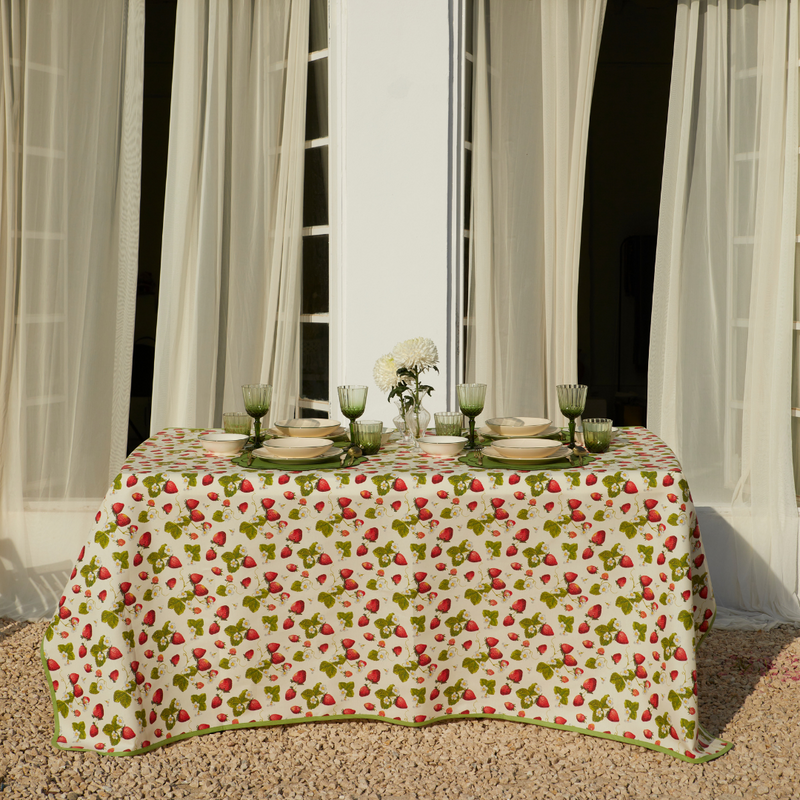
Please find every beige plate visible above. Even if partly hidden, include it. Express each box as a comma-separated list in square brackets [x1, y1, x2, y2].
[482, 445, 570, 464]
[478, 424, 561, 440]
[252, 446, 343, 463]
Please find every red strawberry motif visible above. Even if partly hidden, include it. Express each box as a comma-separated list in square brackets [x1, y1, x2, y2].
[164, 480, 178, 494]
[108, 647, 123, 660]
[98, 566, 112, 580]
[663, 535, 678, 551]
[393, 478, 407, 491]
[586, 605, 602, 620]
[317, 478, 331, 492]
[591, 530, 606, 546]
[582, 677, 597, 693]
[547, 480, 561, 493]
[674, 647, 688, 661]
[619, 555, 634, 568]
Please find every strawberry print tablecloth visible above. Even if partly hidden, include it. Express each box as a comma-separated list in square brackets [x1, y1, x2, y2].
[42, 427, 731, 761]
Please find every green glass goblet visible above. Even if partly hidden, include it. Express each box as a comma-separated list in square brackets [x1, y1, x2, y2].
[337, 385, 368, 442]
[556, 384, 588, 450]
[242, 384, 272, 448]
[457, 383, 487, 450]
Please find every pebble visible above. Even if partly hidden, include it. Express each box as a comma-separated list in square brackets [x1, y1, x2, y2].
[4, 619, 800, 798]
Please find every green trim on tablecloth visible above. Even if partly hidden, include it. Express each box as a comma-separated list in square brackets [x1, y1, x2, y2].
[40, 633, 730, 763]
[230, 453, 368, 471]
[457, 451, 597, 471]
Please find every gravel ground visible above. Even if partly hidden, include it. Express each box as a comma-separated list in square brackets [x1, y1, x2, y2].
[2, 618, 800, 799]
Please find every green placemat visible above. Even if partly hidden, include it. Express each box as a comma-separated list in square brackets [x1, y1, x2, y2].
[458, 451, 597, 471]
[231, 453, 369, 471]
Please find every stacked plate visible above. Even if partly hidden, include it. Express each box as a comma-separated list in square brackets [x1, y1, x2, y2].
[479, 416, 560, 440]
[270, 418, 348, 439]
[482, 437, 570, 465]
[253, 437, 341, 464]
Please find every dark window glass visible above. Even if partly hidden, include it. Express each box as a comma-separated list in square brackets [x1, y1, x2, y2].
[305, 59, 328, 141]
[465, 0, 474, 56]
[464, 58, 473, 144]
[464, 147, 472, 231]
[301, 322, 329, 401]
[309, 0, 328, 53]
[300, 407, 328, 419]
[303, 146, 329, 227]
[302, 235, 329, 315]
[463, 236, 470, 317]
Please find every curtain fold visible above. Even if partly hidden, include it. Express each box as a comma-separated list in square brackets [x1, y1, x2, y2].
[0, 0, 144, 619]
[150, 0, 307, 434]
[467, 0, 606, 422]
[649, 0, 800, 626]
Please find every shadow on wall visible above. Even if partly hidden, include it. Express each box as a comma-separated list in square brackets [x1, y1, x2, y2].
[0, 537, 72, 621]
[696, 505, 800, 616]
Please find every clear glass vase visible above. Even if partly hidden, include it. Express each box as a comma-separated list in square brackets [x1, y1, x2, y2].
[404, 404, 431, 451]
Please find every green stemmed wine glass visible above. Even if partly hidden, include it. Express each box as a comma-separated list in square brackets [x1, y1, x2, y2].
[556, 384, 588, 450]
[457, 383, 487, 450]
[338, 385, 368, 442]
[242, 384, 272, 449]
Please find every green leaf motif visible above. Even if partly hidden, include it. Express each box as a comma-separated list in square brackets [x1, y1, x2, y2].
[536, 662, 554, 680]
[240, 521, 258, 540]
[483, 609, 499, 626]
[610, 672, 626, 692]
[540, 592, 558, 610]
[100, 611, 119, 630]
[557, 615, 574, 633]
[678, 609, 694, 631]
[625, 699, 639, 720]
[339, 681, 355, 698]
[463, 657, 480, 675]
[561, 542, 578, 561]
[543, 520, 561, 538]
[320, 661, 337, 679]
[554, 686, 570, 706]
[632, 621, 647, 642]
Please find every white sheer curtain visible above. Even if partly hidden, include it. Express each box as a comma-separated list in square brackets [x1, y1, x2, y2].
[151, 0, 307, 434]
[0, 0, 144, 619]
[467, 0, 606, 422]
[649, 0, 800, 626]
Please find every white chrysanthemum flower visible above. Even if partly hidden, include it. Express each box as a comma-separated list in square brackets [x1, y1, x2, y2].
[393, 337, 439, 371]
[373, 353, 400, 393]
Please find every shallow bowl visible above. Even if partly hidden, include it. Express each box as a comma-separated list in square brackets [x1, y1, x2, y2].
[485, 416, 551, 437]
[199, 432, 249, 455]
[274, 418, 342, 438]
[417, 436, 468, 457]
[491, 437, 562, 459]
[262, 437, 334, 459]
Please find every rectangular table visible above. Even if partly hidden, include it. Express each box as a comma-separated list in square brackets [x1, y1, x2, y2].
[42, 427, 731, 761]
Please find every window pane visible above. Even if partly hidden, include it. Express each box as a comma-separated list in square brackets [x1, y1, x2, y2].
[464, 147, 472, 231]
[466, 0, 474, 56]
[303, 146, 329, 227]
[463, 235, 470, 317]
[464, 58, 473, 144]
[305, 58, 329, 141]
[309, 0, 328, 53]
[302, 235, 329, 314]
[301, 322, 329, 401]
[300, 407, 329, 419]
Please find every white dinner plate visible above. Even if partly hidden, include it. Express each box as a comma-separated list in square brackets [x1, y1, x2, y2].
[478, 424, 561, 440]
[482, 445, 571, 464]
[252, 446, 343, 463]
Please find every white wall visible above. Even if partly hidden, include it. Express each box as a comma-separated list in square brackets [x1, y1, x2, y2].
[330, 0, 460, 427]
